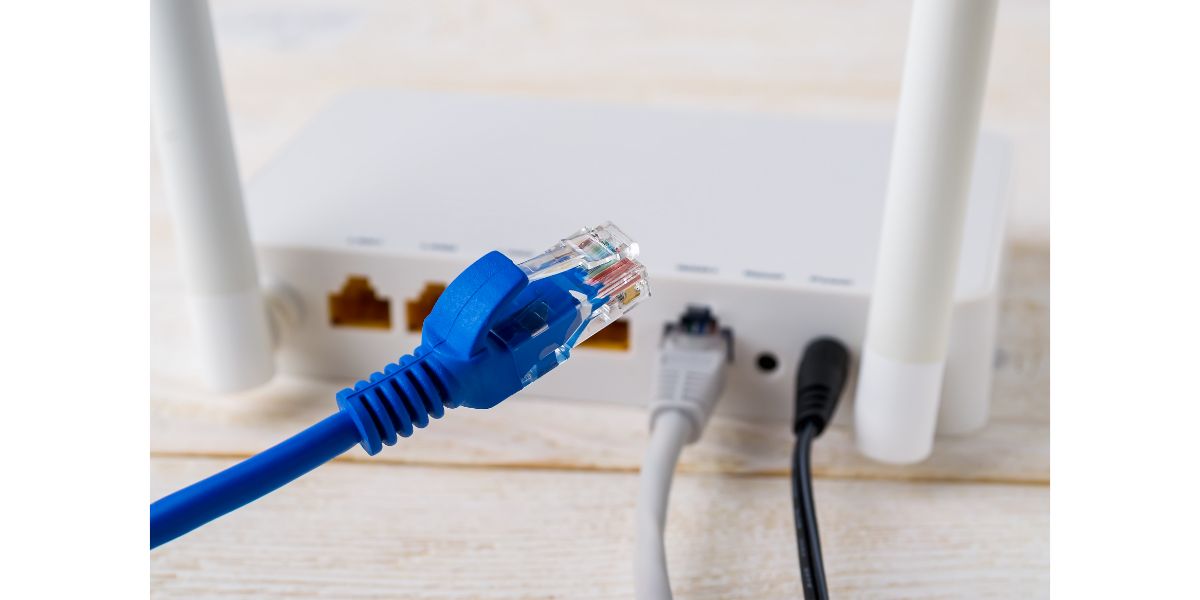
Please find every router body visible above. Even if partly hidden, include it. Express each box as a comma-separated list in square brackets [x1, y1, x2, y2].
[246, 91, 1009, 428]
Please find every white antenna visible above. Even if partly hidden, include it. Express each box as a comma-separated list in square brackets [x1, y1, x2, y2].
[150, 0, 276, 392]
[855, 0, 999, 463]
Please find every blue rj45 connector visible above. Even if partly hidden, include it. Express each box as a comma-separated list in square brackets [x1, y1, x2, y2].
[150, 223, 648, 549]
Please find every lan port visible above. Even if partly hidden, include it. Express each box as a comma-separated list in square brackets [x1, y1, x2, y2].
[579, 319, 629, 351]
[329, 276, 391, 329]
[406, 282, 447, 333]
[404, 280, 629, 351]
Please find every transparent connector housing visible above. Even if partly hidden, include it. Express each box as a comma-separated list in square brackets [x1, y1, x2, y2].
[518, 222, 650, 347]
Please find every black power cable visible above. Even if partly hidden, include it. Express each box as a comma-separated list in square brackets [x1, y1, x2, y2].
[791, 338, 851, 600]
[793, 421, 825, 598]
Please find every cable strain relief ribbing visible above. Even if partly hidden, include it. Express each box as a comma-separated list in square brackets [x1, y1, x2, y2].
[651, 338, 727, 444]
[336, 345, 459, 455]
[793, 337, 851, 436]
[648, 401, 704, 444]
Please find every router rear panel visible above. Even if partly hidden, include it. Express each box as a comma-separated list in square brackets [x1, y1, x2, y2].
[249, 92, 1009, 430]
[260, 245, 996, 428]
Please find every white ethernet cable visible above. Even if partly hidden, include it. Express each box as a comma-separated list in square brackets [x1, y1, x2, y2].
[635, 307, 731, 600]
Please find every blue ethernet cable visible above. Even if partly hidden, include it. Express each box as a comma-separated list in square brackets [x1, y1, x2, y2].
[150, 223, 649, 549]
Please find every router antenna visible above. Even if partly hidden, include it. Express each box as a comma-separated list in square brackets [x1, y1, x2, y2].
[151, 0, 275, 391]
[855, 0, 999, 463]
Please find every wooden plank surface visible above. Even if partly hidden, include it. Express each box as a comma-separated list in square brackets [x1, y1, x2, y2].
[150, 242, 1048, 598]
[151, 0, 1049, 596]
[151, 457, 1048, 599]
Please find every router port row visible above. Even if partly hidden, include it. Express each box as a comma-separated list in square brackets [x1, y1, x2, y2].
[403, 280, 629, 351]
[329, 276, 392, 329]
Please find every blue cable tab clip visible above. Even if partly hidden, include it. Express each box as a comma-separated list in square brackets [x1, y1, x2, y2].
[150, 223, 648, 549]
[337, 222, 650, 455]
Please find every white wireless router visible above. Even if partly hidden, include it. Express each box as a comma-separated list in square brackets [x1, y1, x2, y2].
[151, 0, 1006, 460]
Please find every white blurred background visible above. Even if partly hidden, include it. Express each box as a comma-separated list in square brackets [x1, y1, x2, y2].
[151, 0, 1048, 244]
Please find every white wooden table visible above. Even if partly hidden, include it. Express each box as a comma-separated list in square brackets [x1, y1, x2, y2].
[151, 1, 1048, 597]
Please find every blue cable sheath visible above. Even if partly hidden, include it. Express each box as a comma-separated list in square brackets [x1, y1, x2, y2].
[149, 243, 643, 549]
[150, 412, 360, 549]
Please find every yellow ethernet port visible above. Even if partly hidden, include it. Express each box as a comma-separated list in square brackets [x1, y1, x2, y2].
[406, 282, 447, 333]
[402, 280, 629, 350]
[579, 319, 630, 351]
[328, 276, 392, 329]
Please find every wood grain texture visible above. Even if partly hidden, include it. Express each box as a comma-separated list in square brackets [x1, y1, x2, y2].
[150, 0, 1049, 596]
[151, 457, 1048, 599]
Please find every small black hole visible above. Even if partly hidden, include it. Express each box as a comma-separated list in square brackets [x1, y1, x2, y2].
[756, 352, 779, 373]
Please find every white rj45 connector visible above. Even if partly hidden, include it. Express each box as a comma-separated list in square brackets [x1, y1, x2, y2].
[636, 307, 731, 600]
